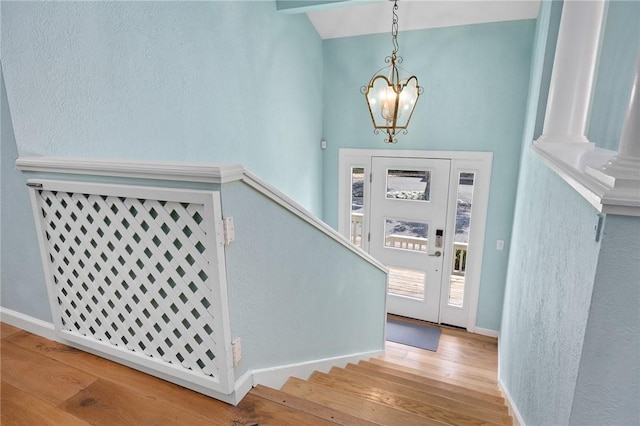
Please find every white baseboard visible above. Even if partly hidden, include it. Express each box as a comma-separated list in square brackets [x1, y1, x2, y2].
[474, 326, 499, 338]
[0, 307, 57, 340]
[499, 378, 526, 426]
[251, 349, 385, 390]
[1, 307, 382, 404]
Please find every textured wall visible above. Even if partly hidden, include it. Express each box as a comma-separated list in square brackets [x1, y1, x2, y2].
[222, 181, 387, 377]
[0, 1, 323, 325]
[501, 152, 601, 425]
[569, 214, 640, 425]
[1, 1, 323, 214]
[1, 65, 53, 321]
[322, 20, 536, 331]
[500, 1, 639, 424]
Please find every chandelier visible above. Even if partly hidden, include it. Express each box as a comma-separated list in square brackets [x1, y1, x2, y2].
[361, 0, 422, 144]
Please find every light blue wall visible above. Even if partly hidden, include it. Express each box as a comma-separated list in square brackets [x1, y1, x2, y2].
[569, 215, 640, 426]
[587, 0, 640, 151]
[1, 1, 323, 324]
[1, 65, 53, 321]
[322, 20, 536, 331]
[1, 1, 323, 214]
[501, 1, 639, 424]
[501, 154, 601, 425]
[221, 181, 386, 377]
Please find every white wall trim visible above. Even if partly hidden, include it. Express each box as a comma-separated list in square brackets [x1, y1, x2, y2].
[0, 307, 57, 340]
[532, 142, 640, 216]
[499, 378, 526, 426]
[16, 156, 246, 184]
[250, 349, 385, 390]
[474, 327, 499, 338]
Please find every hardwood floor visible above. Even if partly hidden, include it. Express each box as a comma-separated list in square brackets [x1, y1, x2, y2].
[1, 318, 508, 425]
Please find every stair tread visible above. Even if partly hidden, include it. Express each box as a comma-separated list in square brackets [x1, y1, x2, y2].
[251, 384, 378, 426]
[360, 360, 505, 405]
[346, 363, 508, 414]
[310, 370, 507, 426]
[281, 377, 448, 426]
[377, 354, 501, 395]
[327, 367, 511, 424]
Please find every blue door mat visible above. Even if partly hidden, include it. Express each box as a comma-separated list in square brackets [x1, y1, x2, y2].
[386, 318, 442, 352]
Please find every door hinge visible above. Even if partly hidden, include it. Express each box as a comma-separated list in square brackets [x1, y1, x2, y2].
[223, 217, 235, 245]
[368, 232, 371, 242]
[369, 173, 372, 183]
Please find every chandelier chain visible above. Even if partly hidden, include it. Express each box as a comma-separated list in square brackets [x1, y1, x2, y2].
[391, 0, 399, 55]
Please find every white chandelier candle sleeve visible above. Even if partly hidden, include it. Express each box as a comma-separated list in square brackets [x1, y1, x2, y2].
[362, 0, 422, 144]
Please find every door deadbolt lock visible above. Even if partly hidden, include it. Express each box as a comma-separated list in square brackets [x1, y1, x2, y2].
[429, 251, 442, 257]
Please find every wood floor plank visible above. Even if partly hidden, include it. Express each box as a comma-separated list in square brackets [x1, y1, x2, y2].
[61, 379, 335, 426]
[1, 382, 91, 426]
[6, 331, 248, 419]
[281, 377, 447, 426]
[1, 341, 98, 405]
[359, 360, 505, 404]
[328, 367, 511, 424]
[1, 323, 22, 339]
[2, 322, 509, 424]
[310, 371, 504, 426]
[252, 384, 376, 426]
[345, 363, 508, 414]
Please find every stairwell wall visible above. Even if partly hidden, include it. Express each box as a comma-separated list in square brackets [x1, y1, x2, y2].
[1, 1, 323, 321]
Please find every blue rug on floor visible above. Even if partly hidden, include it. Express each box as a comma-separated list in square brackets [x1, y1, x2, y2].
[386, 319, 441, 352]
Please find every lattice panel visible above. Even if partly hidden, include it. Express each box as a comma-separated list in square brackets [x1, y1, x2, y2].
[35, 188, 223, 380]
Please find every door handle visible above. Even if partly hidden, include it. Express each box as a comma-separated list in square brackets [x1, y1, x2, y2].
[429, 251, 442, 257]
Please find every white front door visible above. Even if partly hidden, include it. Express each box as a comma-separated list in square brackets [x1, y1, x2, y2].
[369, 157, 451, 323]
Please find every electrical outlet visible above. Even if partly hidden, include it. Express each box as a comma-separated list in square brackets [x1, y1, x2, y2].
[496, 240, 504, 251]
[232, 338, 241, 367]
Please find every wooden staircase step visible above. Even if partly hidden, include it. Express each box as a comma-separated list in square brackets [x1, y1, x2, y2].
[251, 384, 377, 426]
[367, 357, 503, 398]
[328, 367, 511, 424]
[309, 371, 506, 426]
[381, 347, 499, 386]
[345, 363, 507, 414]
[281, 376, 447, 425]
[358, 360, 505, 405]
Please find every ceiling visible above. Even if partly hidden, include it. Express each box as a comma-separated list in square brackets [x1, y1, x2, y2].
[306, 1, 541, 39]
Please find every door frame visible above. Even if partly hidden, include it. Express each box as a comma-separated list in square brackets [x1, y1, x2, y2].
[338, 148, 493, 333]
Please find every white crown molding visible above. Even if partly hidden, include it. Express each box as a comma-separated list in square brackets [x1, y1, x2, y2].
[16, 157, 245, 184]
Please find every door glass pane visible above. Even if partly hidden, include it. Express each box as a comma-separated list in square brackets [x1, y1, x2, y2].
[350, 167, 365, 248]
[386, 169, 431, 202]
[449, 172, 474, 307]
[384, 219, 428, 252]
[388, 266, 425, 300]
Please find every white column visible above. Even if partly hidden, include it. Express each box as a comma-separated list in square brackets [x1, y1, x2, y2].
[599, 54, 640, 184]
[536, 0, 605, 144]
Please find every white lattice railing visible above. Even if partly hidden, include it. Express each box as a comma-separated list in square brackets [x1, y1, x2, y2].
[28, 179, 233, 394]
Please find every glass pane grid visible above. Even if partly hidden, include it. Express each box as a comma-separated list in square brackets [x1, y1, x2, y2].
[386, 169, 431, 202]
[448, 172, 475, 307]
[384, 219, 428, 252]
[350, 167, 365, 248]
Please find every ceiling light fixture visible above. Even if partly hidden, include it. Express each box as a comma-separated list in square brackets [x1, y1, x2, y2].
[361, 0, 422, 144]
